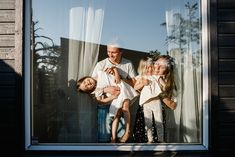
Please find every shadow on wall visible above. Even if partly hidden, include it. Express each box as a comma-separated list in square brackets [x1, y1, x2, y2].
[0, 59, 22, 155]
[218, 97, 235, 151]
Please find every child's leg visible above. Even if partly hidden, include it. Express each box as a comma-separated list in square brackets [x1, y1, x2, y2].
[111, 109, 122, 143]
[152, 102, 164, 142]
[119, 99, 130, 143]
[162, 97, 176, 110]
[143, 103, 154, 143]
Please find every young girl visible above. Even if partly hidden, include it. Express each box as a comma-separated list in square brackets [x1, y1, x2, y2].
[77, 67, 138, 143]
[134, 56, 176, 143]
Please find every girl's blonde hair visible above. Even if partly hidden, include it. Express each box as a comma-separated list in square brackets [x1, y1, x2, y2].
[137, 57, 153, 76]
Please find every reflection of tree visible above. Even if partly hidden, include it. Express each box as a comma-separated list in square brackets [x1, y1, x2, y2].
[161, 2, 201, 143]
[149, 49, 161, 58]
[164, 2, 199, 44]
[162, 2, 200, 66]
[31, 20, 62, 143]
[32, 21, 61, 73]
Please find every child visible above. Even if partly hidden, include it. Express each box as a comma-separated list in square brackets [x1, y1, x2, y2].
[77, 67, 138, 143]
[134, 57, 164, 143]
[134, 56, 176, 143]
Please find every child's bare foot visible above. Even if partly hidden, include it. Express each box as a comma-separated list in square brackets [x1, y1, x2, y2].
[147, 141, 154, 143]
[119, 133, 129, 143]
[110, 137, 116, 143]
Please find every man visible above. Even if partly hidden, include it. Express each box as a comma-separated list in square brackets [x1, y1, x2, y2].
[92, 42, 137, 143]
[92, 43, 136, 87]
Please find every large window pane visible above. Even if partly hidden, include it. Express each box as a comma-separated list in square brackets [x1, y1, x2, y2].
[29, 0, 204, 148]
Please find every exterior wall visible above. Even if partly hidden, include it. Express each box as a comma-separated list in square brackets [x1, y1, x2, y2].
[217, 0, 235, 154]
[0, 0, 22, 155]
[0, 0, 235, 156]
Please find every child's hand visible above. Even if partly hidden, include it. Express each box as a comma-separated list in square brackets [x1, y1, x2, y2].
[141, 77, 150, 86]
[157, 76, 166, 91]
[104, 67, 115, 75]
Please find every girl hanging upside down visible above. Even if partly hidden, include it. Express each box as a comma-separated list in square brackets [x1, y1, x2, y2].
[77, 66, 138, 143]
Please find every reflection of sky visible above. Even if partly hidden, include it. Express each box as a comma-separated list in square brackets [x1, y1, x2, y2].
[32, 0, 199, 53]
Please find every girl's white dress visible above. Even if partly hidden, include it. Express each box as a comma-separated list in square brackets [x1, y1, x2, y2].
[138, 75, 162, 105]
[136, 75, 164, 142]
[95, 71, 138, 117]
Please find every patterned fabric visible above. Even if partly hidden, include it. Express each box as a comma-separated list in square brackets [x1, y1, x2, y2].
[133, 104, 166, 143]
[143, 99, 164, 143]
[133, 105, 147, 143]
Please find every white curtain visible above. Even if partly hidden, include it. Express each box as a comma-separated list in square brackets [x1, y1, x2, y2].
[165, 5, 201, 143]
[67, 1, 106, 142]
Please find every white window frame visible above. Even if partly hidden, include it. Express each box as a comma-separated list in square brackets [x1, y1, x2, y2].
[24, 0, 209, 151]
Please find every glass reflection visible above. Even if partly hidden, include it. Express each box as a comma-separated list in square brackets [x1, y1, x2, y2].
[31, 0, 201, 144]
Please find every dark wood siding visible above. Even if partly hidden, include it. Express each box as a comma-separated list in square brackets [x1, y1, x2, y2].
[0, 0, 22, 155]
[218, 0, 235, 154]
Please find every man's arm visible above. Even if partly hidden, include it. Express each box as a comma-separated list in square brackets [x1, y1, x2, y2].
[96, 95, 118, 104]
[104, 86, 120, 95]
[96, 86, 120, 104]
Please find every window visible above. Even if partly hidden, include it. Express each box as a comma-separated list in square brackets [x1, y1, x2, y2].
[24, 0, 209, 151]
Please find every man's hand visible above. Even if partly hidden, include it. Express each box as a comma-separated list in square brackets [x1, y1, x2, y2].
[104, 86, 120, 96]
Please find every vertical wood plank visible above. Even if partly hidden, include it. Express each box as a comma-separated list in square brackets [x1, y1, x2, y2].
[14, 0, 22, 75]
